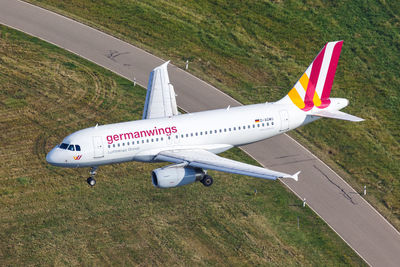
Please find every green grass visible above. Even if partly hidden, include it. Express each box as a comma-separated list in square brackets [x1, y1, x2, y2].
[26, 0, 400, 229]
[0, 25, 365, 265]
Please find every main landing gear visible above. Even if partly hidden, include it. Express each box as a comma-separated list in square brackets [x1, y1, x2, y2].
[200, 174, 213, 187]
[87, 167, 97, 187]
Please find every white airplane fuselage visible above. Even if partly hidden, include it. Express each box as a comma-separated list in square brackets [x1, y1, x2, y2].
[46, 97, 348, 168]
[46, 41, 363, 188]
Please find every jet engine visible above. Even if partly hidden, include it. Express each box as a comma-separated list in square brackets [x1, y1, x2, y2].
[151, 165, 206, 188]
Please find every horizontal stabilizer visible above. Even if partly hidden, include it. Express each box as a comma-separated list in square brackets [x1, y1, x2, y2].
[311, 110, 364, 122]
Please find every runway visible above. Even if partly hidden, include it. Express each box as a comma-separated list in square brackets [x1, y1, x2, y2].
[1, 0, 399, 265]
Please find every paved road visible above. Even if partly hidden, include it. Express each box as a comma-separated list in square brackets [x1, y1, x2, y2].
[1, 0, 400, 265]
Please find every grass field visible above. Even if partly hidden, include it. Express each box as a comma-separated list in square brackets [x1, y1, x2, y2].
[0, 26, 365, 265]
[26, 0, 400, 229]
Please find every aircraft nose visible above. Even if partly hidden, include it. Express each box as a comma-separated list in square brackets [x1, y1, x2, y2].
[46, 148, 56, 165]
[46, 147, 65, 166]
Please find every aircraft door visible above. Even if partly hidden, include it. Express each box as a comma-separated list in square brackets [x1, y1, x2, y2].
[279, 110, 289, 131]
[93, 136, 104, 158]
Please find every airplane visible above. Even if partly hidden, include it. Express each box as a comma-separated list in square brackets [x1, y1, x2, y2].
[46, 41, 363, 188]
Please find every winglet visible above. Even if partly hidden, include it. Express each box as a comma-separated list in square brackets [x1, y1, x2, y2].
[291, 171, 301, 182]
[280, 171, 300, 181]
[143, 60, 178, 119]
[162, 60, 170, 67]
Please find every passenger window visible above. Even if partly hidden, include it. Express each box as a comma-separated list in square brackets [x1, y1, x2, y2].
[186, 134, 189, 137]
[253, 125, 255, 128]
[224, 129, 227, 132]
[67, 145, 75, 151]
[262, 123, 265, 127]
[214, 130, 217, 133]
[75, 145, 81, 151]
[248, 125, 250, 129]
[146, 139, 149, 143]
[267, 122, 269, 126]
[257, 124, 260, 127]
[113, 144, 115, 148]
[238, 127, 241, 130]
[122, 143, 125, 146]
[175, 135, 178, 139]
[272, 122, 274, 125]
[234, 127, 236, 130]
[151, 139, 154, 142]
[161, 137, 163, 141]
[191, 133, 193, 137]
[200, 132, 203, 135]
[181, 134, 184, 138]
[118, 143, 120, 147]
[142, 140, 144, 143]
[195, 132, 198, 136]
[60, 143, 68, 150]
[108, 145, 110, 148]
[229, 128, 231, 131]
[156, 138, 159, 141]
[205, 131, 207, 135]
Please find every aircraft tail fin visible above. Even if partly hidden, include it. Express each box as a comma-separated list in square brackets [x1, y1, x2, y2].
[285, 41, 343, 111]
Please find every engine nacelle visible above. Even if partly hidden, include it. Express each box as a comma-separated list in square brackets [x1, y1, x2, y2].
[151, 166, 205, 188]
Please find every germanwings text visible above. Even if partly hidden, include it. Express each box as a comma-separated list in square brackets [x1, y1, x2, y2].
[106, 126, 177, 144]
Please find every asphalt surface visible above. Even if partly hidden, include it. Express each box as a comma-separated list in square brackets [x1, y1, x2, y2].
[1, 0, 400, 265]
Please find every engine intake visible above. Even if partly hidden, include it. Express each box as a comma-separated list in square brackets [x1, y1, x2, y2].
[151, 166, 205, 188]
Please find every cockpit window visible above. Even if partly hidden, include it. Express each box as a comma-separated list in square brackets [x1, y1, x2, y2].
[59, 143, 81, 151]
[60, 143, 69, 149]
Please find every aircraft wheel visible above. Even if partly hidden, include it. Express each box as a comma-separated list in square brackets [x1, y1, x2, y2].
[201, 175, 213, 187]
[87, 177, 96, 187]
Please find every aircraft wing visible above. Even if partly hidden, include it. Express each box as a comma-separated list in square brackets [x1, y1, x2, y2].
[142, 61, 178, 119]
[155, 149, 300, 181]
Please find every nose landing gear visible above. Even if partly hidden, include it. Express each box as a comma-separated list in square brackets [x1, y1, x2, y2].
[87, 177, 96, 186]
[87, 167, 98, 187]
